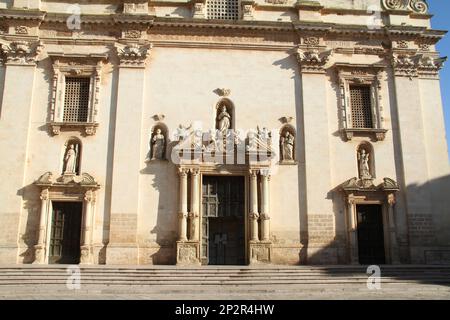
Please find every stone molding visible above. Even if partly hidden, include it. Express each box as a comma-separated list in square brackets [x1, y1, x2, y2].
[296, 46, 332, 74]
[392, 53, 446, 79]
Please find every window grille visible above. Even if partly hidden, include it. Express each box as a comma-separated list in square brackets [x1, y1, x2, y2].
[206, 0, 239, 20]
[63, 77, 90, 123]
[350, 85, 373, 129]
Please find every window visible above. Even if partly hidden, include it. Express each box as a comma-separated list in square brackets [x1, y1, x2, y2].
[63, 77, 91, 123]
[206, 0, 239, 20]
[48, 54, 106, 136]
[335, 64, 387, 142]
[350, 85, 373, 129]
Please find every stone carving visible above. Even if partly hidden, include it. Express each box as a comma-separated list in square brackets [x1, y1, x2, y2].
[64, 144, 79, 175]
[115, 42, 152, 67]
[383, 178, 400, 190]
[358, 148, 372, 180]
[280, 130, 295, 162]
[15, 26, 29, 35]
[296, 47, 332, 73]
[123, 30, 142, 39]
[215, 88, 231, 97]
[35, 172, 54, 185]
[397, 40, 409, 49]
[0, 40, 43, 65]
[216, 105, 231, 135]
[178, 245, 198, 264]
[341, 177, 399, 192]
[303, 37, 320, 46]
[382, 0, 428, 13]
[392, 53, 417, 77]
[393, 53, 446, 78]
[265, 0, 287, 4]
[151, 128, 166, 160]
[35, 172, 100, 188]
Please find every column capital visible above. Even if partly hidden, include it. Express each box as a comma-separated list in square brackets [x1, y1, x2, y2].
[84, 190, 96, 203]
[189, 168, 200, 176]
[115, 41, 152, 68]
[387, 193, 396, 207]
[40, 188, 49, 201]
[0, 39, 43, 66]
[296, 45, 332, 74]
[249, 169, 258, 178]
[259, 169, 271, 179]
[178, 167, 189, 177]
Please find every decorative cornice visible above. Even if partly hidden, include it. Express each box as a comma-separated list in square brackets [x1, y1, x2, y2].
[115, 41, 152, 67]
[0, 39, 43, 65]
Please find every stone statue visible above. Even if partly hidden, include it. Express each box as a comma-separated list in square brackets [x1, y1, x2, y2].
[151, 128, 165, 160]
[64, 144, 78, 174]
[217, 105, 231, 135]
[281, 131, 295, 161]
[358, 149, 372, 179]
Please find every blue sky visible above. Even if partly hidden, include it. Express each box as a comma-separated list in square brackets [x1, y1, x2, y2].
[428, 0, 450, 158]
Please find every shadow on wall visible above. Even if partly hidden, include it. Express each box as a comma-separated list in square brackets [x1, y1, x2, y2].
[139, 140, 179, 265]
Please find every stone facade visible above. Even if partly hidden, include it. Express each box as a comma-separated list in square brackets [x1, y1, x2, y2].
[0, 0, 449, 266]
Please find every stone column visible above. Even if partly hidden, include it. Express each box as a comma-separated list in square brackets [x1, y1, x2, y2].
[80, 190, 95, 264]
[0, 39, 42, 263]
[34, 189, 49, 264]
[347, 196, 359, 265]
[260, 170, 271, 242]
[178, 168, 189, 241]
[107, 42, 151, 264]
[387, 193, 401, 264]
[249, 170, 259, 242]
[189, 168, 200, 241]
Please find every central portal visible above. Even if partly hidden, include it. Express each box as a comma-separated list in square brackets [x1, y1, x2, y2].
[201, 176, 245, 265]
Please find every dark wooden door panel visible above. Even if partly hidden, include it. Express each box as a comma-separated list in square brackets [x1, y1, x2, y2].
[202, 176, 245, 265]
[357, 205, 386, 265]
[49, 202, 82, 264]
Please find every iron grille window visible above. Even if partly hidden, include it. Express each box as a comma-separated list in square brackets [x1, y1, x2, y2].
[350, 85, 373, 129]
[206, 0, 239, 20]
[63, 77, 90, 123]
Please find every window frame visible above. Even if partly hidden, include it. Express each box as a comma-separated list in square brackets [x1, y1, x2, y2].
[336, 63, 387, 142]
[48, 54, 107, 136]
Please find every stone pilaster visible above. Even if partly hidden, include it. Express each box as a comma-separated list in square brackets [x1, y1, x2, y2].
[346, 196, 359, 265]
[106, 42, 150, 264]
[249, 169, 259, 242]
[387, 193, 401, 264]
[0, 39, 41, 263]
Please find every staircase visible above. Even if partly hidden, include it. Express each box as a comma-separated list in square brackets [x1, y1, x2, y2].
[0, 265, 449, 299]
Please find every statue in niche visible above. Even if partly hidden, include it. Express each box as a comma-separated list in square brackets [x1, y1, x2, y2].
[358, 148, 372, 179]
[216, 105, 231, 136]
[64, 143, 78, 175]
[151, 128, 165, 160]
[280, 130, 295, 161]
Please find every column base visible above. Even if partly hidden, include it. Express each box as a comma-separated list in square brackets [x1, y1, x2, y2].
[80, 245, 94, 265]
[33, 245, 46, 264]
[249, 241, 272, 264]
[176, 241, 201, 266]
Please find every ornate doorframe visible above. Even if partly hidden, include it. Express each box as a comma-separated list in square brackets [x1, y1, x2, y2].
[175, 164, 273, 265]
[33, 172, 100, 265]
[341, 177, 400, 265]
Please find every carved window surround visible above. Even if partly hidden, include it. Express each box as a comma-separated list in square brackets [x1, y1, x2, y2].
[48, 53, 107, 136]
[341, 177, 400, 265]
[335, 63, 387, 142]
[33, 172, 100, 265]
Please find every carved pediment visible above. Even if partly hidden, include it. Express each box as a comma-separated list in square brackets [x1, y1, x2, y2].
[35, 172, 100, 189]
[341, 177, 399, 192]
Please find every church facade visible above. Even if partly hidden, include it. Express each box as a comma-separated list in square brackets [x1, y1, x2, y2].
[0, 0, 449, 266]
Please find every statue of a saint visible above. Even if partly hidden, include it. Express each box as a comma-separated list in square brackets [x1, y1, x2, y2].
[64, 144, 77, 174]
[217, 105, 231, 135]
[358, 149, 371, 179]
[151, 128, 165, 160]
[281, 131, 295, 161]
